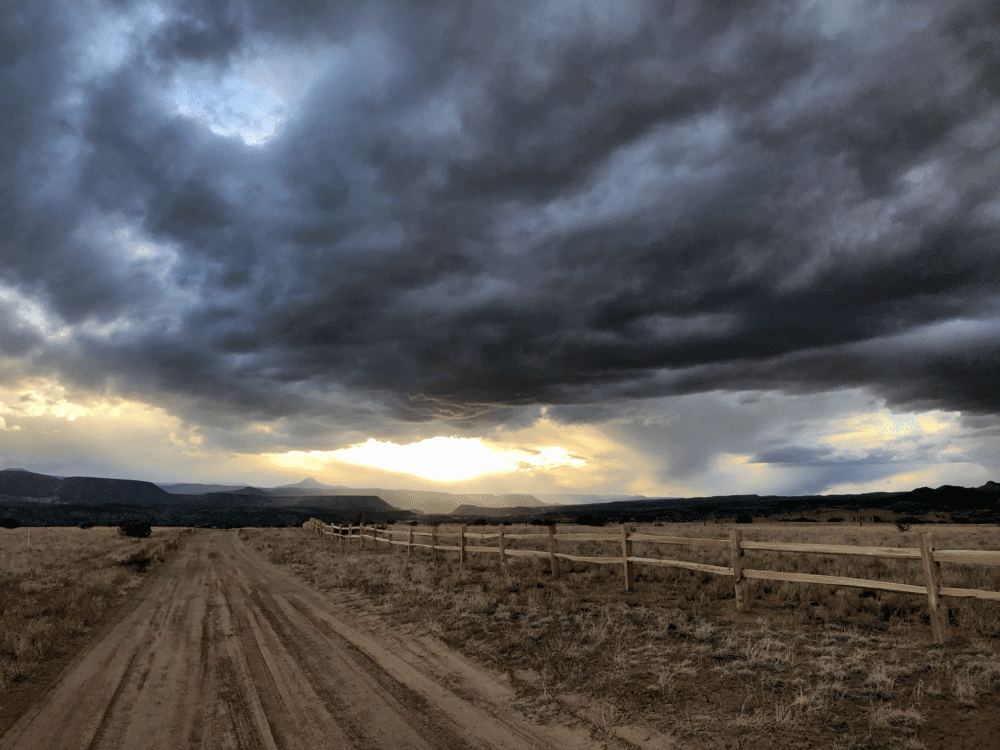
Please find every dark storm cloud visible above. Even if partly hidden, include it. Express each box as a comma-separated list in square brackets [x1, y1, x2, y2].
[3, 0, 1000, 438]
[0, 303, 42, 357]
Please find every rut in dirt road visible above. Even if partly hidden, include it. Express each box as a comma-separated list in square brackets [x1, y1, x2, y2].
[1, 531, 592, 750]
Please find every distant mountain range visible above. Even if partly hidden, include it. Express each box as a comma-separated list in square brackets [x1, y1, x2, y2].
[532, 481, 1000, 524]
[0, 469, 409, 527]
[157, 479, 545, 515]
[3, 468, 998, 527]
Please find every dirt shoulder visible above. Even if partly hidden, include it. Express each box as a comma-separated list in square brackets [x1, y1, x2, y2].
[2, 530, 603, 750]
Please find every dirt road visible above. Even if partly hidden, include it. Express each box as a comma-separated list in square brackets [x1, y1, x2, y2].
[1, 531, 600, 750]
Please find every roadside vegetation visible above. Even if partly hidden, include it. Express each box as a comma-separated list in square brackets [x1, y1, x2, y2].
[0, 525, 190, 728]
[242, 522, 1000, 750]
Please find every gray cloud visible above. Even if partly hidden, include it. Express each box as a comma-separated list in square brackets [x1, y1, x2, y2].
[2, 0, 999, 451]
[750, 446, 899, 468]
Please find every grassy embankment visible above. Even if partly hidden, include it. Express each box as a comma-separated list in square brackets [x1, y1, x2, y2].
[0, 526, 191, 727]
[242, 523, 1000, 750]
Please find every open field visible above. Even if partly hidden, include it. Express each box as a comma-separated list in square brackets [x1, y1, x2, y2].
[0, 526, 191, 733]
[241, 522, 1000, 750]
[2, 530, 596, 750]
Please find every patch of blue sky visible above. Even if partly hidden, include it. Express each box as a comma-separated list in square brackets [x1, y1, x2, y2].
[167, 42, 342, 145]
[169, 68, 285, 145]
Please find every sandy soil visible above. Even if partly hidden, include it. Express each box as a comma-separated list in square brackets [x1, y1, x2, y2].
[0, 531, 605, 750]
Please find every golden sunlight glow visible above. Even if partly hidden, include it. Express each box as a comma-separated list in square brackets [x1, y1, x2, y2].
[0, 377, 207, 454]
[0, 379, 95, 422]
[271, 436, 586, 483]
[822, 408, 956, 448]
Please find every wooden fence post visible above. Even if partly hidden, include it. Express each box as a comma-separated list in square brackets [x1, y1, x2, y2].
[460, 524, 467, 570]
[621, 524, 634, 592]
[729, 528, 748, 613]
[547, 524, 560, 579]
[498, 528, 508, 573]
[407, 527, 413, 559]
[431, 525, 438, 564]
[919, 532, 948, 644]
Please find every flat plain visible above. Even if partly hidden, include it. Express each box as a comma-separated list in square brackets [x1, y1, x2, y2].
[242, 522, 1000, 750]
[3, 522, 999, 749]
[0, 527, 599, 750]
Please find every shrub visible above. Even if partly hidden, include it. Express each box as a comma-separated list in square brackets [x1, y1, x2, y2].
[117, 518, 151, 538]
[575, 514, 607, 527]
[0, 518, 20, 529]
[79, 521, 96, 529]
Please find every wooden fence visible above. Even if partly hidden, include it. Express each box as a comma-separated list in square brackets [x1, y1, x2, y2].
[304, 519, 1000, 644]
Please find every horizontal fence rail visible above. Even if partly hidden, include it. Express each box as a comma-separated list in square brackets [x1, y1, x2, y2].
[303, 519, 1000, 644]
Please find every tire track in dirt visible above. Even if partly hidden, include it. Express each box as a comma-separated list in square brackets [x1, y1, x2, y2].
[274, 594, 469, 748]
[215, 540, 450, 748]
[0, 531, 602, 750]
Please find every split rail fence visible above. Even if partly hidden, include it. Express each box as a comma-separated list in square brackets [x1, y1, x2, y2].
[304, 519, 1000, 644]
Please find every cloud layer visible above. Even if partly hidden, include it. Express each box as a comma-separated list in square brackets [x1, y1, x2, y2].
[1, 0, 998, 490]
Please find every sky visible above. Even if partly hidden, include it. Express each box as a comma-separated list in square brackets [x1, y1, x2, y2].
[1, 0, 998, 500]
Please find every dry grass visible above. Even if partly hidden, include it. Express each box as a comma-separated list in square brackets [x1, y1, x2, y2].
[0, 526, 190, 693]
[242, 522, 1000, 749]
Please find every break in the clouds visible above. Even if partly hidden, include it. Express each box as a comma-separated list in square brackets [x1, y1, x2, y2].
[0, 0, 998, 495]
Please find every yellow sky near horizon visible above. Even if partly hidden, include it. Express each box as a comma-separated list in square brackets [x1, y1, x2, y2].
[0, 375, 992, 497]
